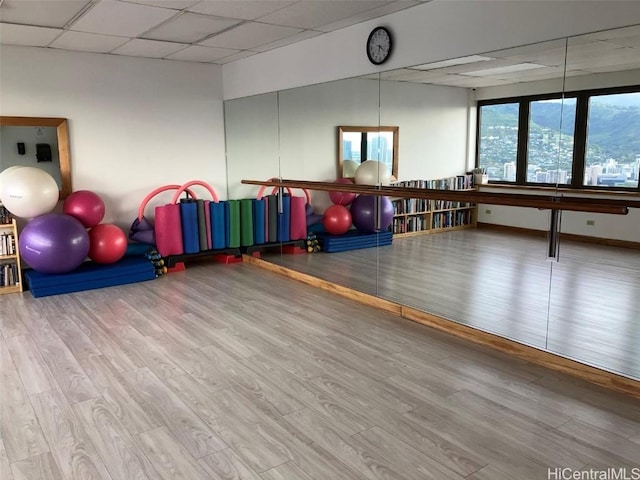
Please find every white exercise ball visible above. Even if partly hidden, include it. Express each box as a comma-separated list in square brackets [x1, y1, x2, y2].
[0, 167, 59, 218]
[343, 159, 359, 178]
[354, 160, 391, 186]
[0, 166, 24, 193]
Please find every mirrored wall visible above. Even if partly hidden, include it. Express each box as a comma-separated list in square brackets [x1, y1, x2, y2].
[224, 25, 640, 380]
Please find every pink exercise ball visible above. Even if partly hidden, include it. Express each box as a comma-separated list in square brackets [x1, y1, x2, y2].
[323, 204, 352, 235]
[63, 190, 105, 228]
[329, 178, 357, 206]
[88, 224, 127, 264]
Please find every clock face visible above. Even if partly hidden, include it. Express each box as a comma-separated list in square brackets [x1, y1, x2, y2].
[367, 27, 392, 65]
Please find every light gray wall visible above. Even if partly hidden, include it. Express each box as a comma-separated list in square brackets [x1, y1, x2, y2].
[0, 46, 226, 227]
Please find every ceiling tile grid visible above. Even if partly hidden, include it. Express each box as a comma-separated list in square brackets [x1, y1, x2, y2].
[0, 0, 421, 64]
[0, 1, 638, 88]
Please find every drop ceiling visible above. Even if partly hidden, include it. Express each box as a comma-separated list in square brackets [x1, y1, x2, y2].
[1, 2, 638, 88]
[0, 0, 426, 64]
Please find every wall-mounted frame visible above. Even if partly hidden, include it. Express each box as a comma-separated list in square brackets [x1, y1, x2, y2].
[337, 125, 399, 179]
[0, 116, 72, 198]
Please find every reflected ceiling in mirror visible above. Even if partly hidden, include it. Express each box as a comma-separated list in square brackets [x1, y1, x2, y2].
[371, 24, 640, 88]
[0, 116, 72, 198]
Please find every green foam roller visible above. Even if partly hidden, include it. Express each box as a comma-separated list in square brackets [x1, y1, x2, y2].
[226, 200, 241, 248]
[240, 199, 254, 247]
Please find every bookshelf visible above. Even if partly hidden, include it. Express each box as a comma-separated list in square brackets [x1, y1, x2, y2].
[0, 206, 23, 294]
[391, 175, 477, 238]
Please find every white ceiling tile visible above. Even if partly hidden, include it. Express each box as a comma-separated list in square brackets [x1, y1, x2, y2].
[165, 44, 237, 61]
[111, 38, 186, 57]
[411, 55, 495, 71]
[71, 1, 178, 37]
[0, 23, 61, 46]
[199, 22, 301, 49]
[213, 50, 256, 64]
[317, 0, 419, 32]
[50, 30, 128, 53]
[488, 39, 567, 62]
[124, 0, 201, 9]
[188, 1, 296, 20]
[142, 12, 240, 43]
[0, 0, 91, 28]
[251, 29, 321, 52]
[257, 1, 387, 30]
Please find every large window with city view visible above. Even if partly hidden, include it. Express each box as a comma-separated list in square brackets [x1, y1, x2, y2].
[477, 87, 640, 190]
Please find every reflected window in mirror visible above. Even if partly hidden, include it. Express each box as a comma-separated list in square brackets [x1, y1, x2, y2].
[0, 117, 72, 198]
[476, 85, 640, 191]
[338, 126, 398, 179]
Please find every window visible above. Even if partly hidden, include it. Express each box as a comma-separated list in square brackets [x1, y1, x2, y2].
[478, 103, 519, 182]
[527, 98, 575, 185]
[584, 92, 640, 189]
[476, 86, 640, 191]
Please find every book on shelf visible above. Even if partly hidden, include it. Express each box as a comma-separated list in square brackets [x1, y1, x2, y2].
[0, 205, 15, 225]
[392, 174, 474, 191]
[0, 263, 19, 287]
[0, 232, 17, 256]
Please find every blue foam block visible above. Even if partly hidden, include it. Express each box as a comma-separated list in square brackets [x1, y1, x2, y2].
[316, 230, 392, 253]
[25, 257, 156, 297]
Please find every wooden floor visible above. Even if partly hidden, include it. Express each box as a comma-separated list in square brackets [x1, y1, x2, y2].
[264, 229, 640, 380]
[2, 262, 640, 480]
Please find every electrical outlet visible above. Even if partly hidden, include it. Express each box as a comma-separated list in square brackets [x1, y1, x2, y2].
[485, 209, 492, 215]
[586, 219, 595, 226]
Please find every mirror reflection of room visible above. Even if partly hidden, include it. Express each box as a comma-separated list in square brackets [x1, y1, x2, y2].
[226, 24, 640, 382]
[0, 125, 61, 187]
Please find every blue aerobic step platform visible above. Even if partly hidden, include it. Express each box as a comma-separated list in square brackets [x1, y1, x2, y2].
[315, 230, 393, 253]
[25, 256, 156, 298]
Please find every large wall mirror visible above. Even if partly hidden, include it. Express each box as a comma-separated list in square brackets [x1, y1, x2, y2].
[338, 125, 399, 178]
[0, 116, 72, 198]
[224, 24, 640, 384]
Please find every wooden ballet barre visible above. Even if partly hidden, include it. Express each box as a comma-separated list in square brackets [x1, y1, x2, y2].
[241, 179, 640, 215]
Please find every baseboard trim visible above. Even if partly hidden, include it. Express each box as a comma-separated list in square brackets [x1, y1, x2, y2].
[477, 222, 640, 250]
[244, 254, 640, 399]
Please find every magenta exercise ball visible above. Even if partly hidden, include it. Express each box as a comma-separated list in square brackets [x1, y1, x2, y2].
[88, 224, 127, 264]
[329, 178, 357, 206]
[19, 213, 89, 274]
[63, 190, 105, 228]
[350, 195, 394, 234]
[323, 204, 352, 235]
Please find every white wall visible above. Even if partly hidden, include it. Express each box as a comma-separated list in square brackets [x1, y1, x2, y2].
[380, 80, 469, 181]
[224, 0, 640, 99]
[0, 46, 226, 229]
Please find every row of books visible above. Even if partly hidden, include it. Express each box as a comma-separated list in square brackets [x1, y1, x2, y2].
[392, 198, 430, 214]
[432, 210, 474, 229]
[433, 200, 474, 210]
[392, 215, 428, 234]
[392, 174, 474, 191]
[0, 233, 16, 256]
[0, 263, 19, 287]
[0, 205, 15, 225]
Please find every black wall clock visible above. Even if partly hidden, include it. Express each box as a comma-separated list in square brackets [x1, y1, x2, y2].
[366, 26, 392, 65]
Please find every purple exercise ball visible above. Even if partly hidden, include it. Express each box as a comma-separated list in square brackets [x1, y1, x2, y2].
[20, 213, 90, 274]
[350, 195, 394, 234]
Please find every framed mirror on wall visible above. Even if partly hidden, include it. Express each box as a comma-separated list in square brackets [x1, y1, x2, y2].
[0, 116, 72, 198]
[337, 125, 399, 179]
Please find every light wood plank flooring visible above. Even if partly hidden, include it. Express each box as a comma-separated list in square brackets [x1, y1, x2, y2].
[264, 229, 640, 380]
[1, 262, 640, 480]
